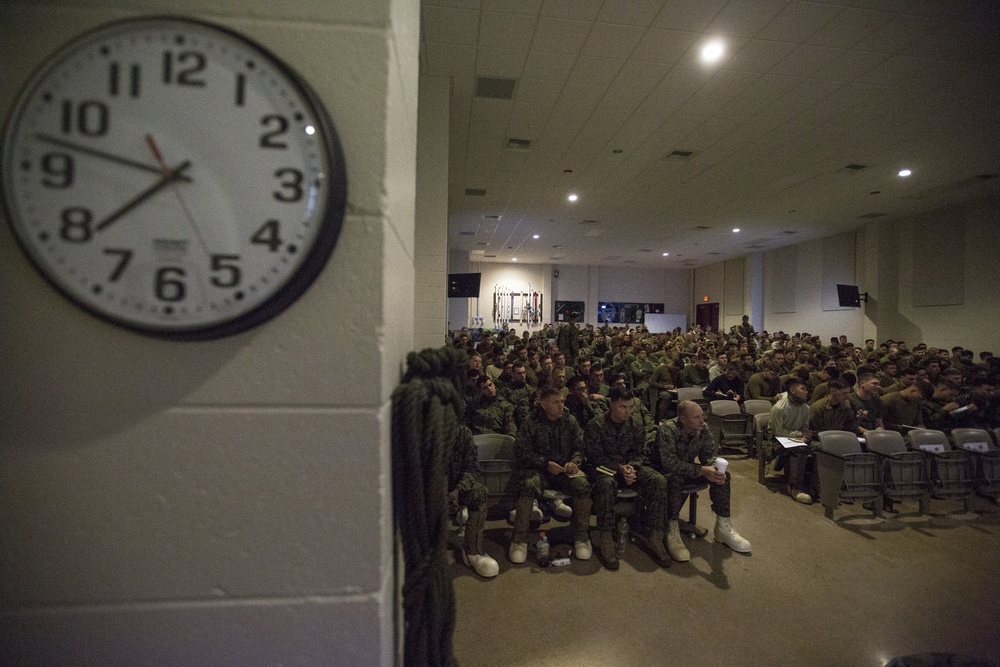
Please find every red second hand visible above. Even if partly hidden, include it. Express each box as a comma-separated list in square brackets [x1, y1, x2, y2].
[144, 134, 210, 257]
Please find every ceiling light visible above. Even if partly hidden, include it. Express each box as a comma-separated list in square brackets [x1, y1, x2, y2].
[662, 252, 669, 256]
[700, 39, 725, 64]
[732, 228, 741, 233]
[567, 193, 578, 202]
[898, 169, 912, 177]
[532, 234, 539, 239]
[512, 257, 518, 262]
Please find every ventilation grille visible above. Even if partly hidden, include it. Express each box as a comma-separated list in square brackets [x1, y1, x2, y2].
[465, 188, 487, 196]
[476, 76, 517, 100]
[483, 214, 501, 221]
[580, 219, 600, 225]
[663, 149, 696, 161]
[506, 138, 532, 151]
[459, 231, 476, 236]
[694, 225, 712, 230]
[841, 163, 867, 171]
[857, 212, 886, 219]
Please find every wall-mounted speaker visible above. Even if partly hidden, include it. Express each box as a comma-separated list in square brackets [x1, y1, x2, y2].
[553, 269, 559, 278]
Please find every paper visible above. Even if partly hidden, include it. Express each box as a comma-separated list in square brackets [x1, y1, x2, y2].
[964, 442, 990, 453]
[565, 469, 587, 479]
[776, 436, 808, 449]
[919, 444, 946, 454]
[951, 405, 971, 414]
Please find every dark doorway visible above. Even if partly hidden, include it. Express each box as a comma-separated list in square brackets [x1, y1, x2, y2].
[695, 302, 719, 332]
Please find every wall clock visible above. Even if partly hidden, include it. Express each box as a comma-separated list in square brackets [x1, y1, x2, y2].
[1, 16, 347, 340]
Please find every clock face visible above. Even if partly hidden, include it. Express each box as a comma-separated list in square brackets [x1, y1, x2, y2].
[1, 17, 346, 340]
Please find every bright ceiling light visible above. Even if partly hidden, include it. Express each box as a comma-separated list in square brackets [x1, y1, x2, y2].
[567, 193, 578, 202]
[532, 234, 540, 239]
[700, 39, 725, 64]
[512, 257, 518, 262]
[662, 252, 669, 256]
[898, 169, 912, 177]
[732, 227, 741, 233]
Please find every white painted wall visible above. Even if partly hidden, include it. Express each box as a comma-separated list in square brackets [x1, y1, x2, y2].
[0, 1, 416, 664]
[414, 75, 449, 350]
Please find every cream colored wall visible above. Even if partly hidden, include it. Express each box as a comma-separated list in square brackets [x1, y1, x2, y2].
[0, 1, 417, 664]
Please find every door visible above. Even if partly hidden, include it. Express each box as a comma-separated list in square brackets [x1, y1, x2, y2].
[695, 302, 719, 332]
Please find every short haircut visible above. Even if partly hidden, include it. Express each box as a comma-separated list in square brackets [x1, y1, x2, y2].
[764, 363, 780, 374]
[569, 376, 586, 389]
[857, 372, 876, 384]
[856, 364, 878, 376]
[538, 386, 562, 401]
[841, 372, 857, 387]
[828, 378, 850, 392]
[785, 377, 808, 392]
[913, 381, 935, 400]
[898, 367, 917, 376]
[608, 387, 634, 403]
[608, 372, 628, 385]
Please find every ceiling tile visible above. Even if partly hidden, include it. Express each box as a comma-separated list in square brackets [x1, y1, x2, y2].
[631, 28, 700, 65]
[611, 60, 671, 90]
[706, 0, 788, 38]
[476, 47, 529, 77]
[805, 7, 895, 48]
[596, 0, 669, 27]
[717, 96, 771, 120]
[531, 16, 593, 55]
[768, 44, 844, 79]
[581, 22, 647, 59]
[479, 11, 539, 51]
[724, 39, 798, 73]
[422, 5, 480, 45]
[738, 73, 802, 101]
[521, 50, 576, 81]
[698, 68, 761, 97]
[780, 78, 845, 107]
[851, 12, 943, 54]
[482, 0, 544, 15]
[757, 1, 845, 43]
[652, 0, 727, 32]
[540, 0, 604, 21]
[569, 56, 626, 87]
[853, 54, 933, 88]
[810, 49, 888, 83]
[424, 42, 477, 76]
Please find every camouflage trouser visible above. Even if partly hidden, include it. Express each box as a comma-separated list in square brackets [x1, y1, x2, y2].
[666, 471, 731, 519]
[591, 467, 668, 531]
[456, 480, 488, 511]
[515, 470, 591, 499]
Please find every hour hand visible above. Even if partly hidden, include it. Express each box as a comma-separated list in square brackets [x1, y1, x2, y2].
[96, 160, 193, 231]
[34, 133, 193, 182]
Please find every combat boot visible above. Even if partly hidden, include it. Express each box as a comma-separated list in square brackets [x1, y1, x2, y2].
[597, 530, 618, 571]
[648, 528, 671, 568]
[509, 495, 534, 564]
[571, 495, 593, 560]
[714, 516, 751, 553]
[463, 509, 499, 577]
[666, 520, 690, 562]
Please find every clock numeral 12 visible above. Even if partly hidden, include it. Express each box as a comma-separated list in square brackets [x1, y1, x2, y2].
[162, 51, 206, 87]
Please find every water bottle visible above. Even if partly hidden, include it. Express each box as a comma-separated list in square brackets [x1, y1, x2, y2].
[616, 517, 628, 558]
[537, 531, 550, 567]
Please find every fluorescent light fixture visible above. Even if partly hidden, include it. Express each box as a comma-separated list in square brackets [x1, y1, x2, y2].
[898, 169, 912, 177]
[701, 39, 725, 64]
[567, 193, 578, 202]
[732, 227, 741, 233]
[532, 234, 539, 239]
[512, 257, 518, 262]
[662, 252, 669, 256]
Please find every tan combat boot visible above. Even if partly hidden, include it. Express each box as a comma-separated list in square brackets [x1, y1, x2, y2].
[666, 520, 691, 562]
[598, 530, 618, 571]
[648, 528, 672, 568]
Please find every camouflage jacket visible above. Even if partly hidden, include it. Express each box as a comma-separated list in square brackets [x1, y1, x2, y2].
[514, 406, 583, 473]
[449, 425, 481, 493]
[466, 395, 517, 438]
[654, 418, 716, 478]
[584, 411, 647, 472]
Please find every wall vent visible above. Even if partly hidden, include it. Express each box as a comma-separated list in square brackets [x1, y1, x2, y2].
[506, 138, 532, 151]
[475, 76, 517, 100]
[465, 188, 487, 196]
[484, 254, 497, 258]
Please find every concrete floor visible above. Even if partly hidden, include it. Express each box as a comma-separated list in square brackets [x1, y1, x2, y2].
[450, 455, 1000, 667]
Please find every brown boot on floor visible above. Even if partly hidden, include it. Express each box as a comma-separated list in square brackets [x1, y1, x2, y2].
[598, 530, 619, 571]
[648, 529, 672, 568]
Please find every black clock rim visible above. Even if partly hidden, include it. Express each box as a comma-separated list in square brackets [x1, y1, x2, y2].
[1, 15, 347, 342]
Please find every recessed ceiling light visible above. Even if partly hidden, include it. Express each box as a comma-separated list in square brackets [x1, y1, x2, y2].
[532, 234, 539, 239]
[567, 193, 578, 202]
[662, 252, 669, 256]
[512, 257, 518, 262]
[732, 228, 741, 233]
[898, 169, 912, 177]
[700, 39, 725, 64]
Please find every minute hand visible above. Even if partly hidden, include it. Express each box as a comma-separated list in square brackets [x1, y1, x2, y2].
[35, 133, 192, 182]
[96, 160, 193, 232]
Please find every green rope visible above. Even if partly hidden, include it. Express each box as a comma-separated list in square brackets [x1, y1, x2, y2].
[392, 346, 467, 666]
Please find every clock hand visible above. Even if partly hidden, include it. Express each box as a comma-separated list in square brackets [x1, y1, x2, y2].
[95, 160, 192, 231]
[144, 134, 210, 257]
[35, 133, 192, 182]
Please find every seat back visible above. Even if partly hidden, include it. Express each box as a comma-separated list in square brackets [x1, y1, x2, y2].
[865, 430, 908, 456]
[675, 387, 703, 402]
[909, 429, 952, 454]
[743, 399, 772, 416]
[951, 428, 996, 453]
[473, 433, 515, 460]
[709, 400, 741, 416]
[817, 430, 862, 456]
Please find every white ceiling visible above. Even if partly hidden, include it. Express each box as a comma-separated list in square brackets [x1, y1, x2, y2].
[420, 0, 1000, 269]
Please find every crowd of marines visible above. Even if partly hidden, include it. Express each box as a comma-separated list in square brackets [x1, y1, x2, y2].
[446, 317, 999, 578]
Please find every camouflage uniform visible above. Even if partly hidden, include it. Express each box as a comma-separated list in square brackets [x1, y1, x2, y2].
[584, 411, 668, 531]
[654, 418, 731, 519]
[512, 405, 591, 544]
[565, 394, 598, 433]
[450, 426, 490, 556]
[466, 395, 517, 438]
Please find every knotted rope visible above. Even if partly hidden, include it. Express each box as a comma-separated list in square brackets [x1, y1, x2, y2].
[392, 346, 467, 666]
